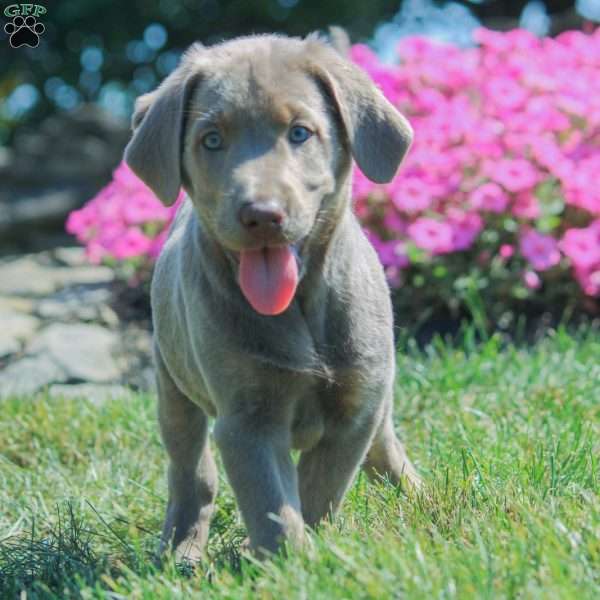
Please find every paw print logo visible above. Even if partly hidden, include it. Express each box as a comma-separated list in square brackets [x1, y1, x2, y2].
[4, 15, 45, 48]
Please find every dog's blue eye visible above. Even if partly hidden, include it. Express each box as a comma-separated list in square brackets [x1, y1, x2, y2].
[288, 125, 312, 144]
[202, 131, 223, 150]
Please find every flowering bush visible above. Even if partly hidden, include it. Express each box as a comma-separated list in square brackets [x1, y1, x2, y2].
[67, 162, 184, 281]
[352, 27, 600, 322]
[68, 27, 600, 322]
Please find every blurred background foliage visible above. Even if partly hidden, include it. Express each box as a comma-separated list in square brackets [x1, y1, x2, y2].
[1, 0, 597, 146]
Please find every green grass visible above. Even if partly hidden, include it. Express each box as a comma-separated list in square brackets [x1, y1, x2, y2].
[1, 326, 599, 599]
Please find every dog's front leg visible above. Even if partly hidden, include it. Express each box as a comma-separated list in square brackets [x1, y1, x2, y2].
[156, 354, 218, 563]
[214, 415, 304, 556]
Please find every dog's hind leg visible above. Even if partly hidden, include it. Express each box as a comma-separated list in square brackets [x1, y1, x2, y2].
[297, 410, 379, 527]
[156, 349, 218, 562]
[363, 401, 421, 489]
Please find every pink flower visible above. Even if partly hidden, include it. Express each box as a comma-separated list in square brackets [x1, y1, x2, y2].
[349, 43, 378, 68]
[66, 161, 184, 267]
[85, 240, 106, 265]
[469, 183, 509, 213]
[382, 209, 407, 235]
[113, 161, 148, 188]
[391, 177, 433, 214]
[562, 159, 600, 215]
[384, 265, 403, 288]
[396, 35, 438, 61]
[464, 120, 504, 159]
[377, 240, 410, 268]
[560, 226, 600, 269]
[149, 230, 169, 260]
[448, 211, 483, 251]
[112, 227, 153, 260]
[412, 88, 446, 112]
[574, 266, 600, 297]
[372, 69, 406, 105]
[353, 167, 377, 201]
[66, 207, 97, 241]
[407, 218, 454, 255]
[519, 229, 561, 271]
[90, 184, 123, 222]
[513, 191, 541, 220]
[504, 29, 540, 50]
[530, 138, 573, 179]
[473, 27, 513, 53]
[523, 270, 542, 290]
[499, 244, 515, 259]
[363, 228, 384, 253]
[96, 222, 127, 252]
[484, 77, 529, 111]
[486, 159, 541, 193]
[123, 193, 171, 225]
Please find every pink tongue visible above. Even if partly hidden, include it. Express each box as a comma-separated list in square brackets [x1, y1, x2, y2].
[239, 246, 298, 316]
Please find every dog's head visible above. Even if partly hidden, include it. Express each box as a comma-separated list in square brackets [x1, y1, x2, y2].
[125, 33, 412, 315]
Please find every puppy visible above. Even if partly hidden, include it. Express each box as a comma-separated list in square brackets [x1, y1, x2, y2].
[124, 32, 419, 560]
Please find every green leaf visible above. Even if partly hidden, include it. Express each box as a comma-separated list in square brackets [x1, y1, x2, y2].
[535, 179, 565, 221]
[412, 274, 425, 287]
[536, 215, 562, 233]
[433, 265, 447, 278]
[405, 242, 429, 264]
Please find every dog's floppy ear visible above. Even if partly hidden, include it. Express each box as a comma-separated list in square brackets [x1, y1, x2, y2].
[129, 91, 157, 130]
[309, 43, 413, 184]
[124, 44, 204, 205]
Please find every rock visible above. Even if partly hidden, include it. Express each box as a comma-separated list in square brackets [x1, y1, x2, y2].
[56, 265, 114, 288]
[0, 246, 154, 394]
[0, 337, 19, 358]
[115, 326, 155, 389]
[97, 305, 120, 328]
[0, 256, 59, 296]
[0, 255, 113, 296]
[35, 285, 116, 324]
[0, 309, 40, 357]
[27, 323, 122, 383]
[136, 366, 157, 392]
[52, 246, 87, 267]
[0, 354, 67, 398]
[36, 298, 97, 321]
[48, 383, 133, 404]
[0, 296, 35, 313]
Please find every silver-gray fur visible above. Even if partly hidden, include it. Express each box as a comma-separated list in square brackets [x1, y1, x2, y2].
[124, 31, 420, 560]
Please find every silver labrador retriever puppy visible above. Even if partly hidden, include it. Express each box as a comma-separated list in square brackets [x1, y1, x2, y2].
[124, 32, 420, 560]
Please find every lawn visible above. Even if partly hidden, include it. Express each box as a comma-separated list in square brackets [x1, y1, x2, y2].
[0, 327, 598, 599]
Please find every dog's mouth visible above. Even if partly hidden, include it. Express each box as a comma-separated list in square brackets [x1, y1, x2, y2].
[231, 242, 304, 317]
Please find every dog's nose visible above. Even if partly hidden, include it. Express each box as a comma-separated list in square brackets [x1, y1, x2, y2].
[239, 201, 285, 232]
